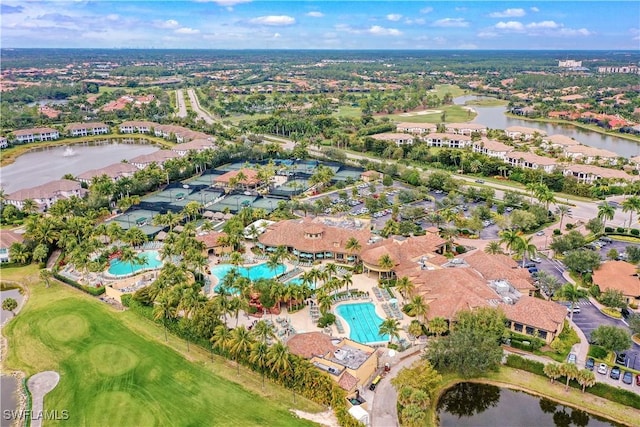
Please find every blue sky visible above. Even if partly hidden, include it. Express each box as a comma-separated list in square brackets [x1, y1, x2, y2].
[1, 1, 639, 49]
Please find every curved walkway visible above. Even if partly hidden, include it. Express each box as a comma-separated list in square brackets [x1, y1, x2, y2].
[27, 371, 60, 427]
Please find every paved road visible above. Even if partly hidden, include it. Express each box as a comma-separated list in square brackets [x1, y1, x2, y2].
[175, 89, 187, 118]
[27, 371, 60, 427]
[187, 88, 215, 124]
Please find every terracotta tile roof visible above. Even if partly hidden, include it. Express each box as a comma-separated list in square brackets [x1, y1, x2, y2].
[76, 162, 138, 181]
[507, 151, 558, 166]
[66, 122, 108, 131]
[371, 132, 414, 141]
[544, 134, 581, 147]
[13, 127, 57, 136]
[258, 217, 371, 255]
[120, 120, 156, 128]
[474, 138, 512, 153]
[130, 150, 179, 165]
[361, 170, 380, 178]
[195, 231, 228, 249]
[214, 168, 260, 186]
[171, 138, 216, 152]
[0, 230, 25, 248]
[563, 164, 633, 181]
[461, 250, 533, 290]
[593, 261, 640, 297]
[396, 122, 437, 131]
[7, 179, 83, 201]
[425, 132, 471, 141]
[564, 145, 618, 159]
[287, 332, 336, 359]
[446, 123, 487, 131]
[337, 371, 359, 392]
[501, 296, 567, 333]
[505, 126, 545, 135]
[359, 234, 446, 269]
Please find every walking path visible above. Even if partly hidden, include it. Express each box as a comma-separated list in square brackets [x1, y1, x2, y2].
[175, 89, 188, 118]
[27, 371, 60, 427]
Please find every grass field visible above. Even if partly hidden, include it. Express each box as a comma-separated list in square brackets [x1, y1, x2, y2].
[3, 273, 318, 427]
[382, 105, 476, 124]
[463, 98, 508, 107]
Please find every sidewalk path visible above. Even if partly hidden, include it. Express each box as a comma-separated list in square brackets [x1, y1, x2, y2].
[27, 371, 60, 427]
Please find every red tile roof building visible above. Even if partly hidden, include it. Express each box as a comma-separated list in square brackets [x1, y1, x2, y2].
[593, 261, 640, 304]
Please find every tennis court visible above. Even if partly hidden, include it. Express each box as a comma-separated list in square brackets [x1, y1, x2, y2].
[208, 194, 258, 213]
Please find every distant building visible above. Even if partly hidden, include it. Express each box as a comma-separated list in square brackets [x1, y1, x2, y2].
[0, 136, 8, 149]
[129, 150, 180, 169]
[0, 230, 25, 263]
[170, 138, 217, 156]
[396, 122, 437, 135]
[558, 60, 582, 68]
[506, 151, 558, 173]
[6, 179, 86, 212]
[13, 127, 59, 144]
[423, 132, 472, 148]
[119, 121, 156, 134]
[472, 138, 513, 160]
[562, 164, 634, 184]
[505, 126, 545, 140]
[370, 132, 414, 146]
[66, 122, 110, 137]
[76, 162, 139, 184]
[444, 123, 487, 136]
[597, 66, 640, 74]
[593, 261, 640, 305]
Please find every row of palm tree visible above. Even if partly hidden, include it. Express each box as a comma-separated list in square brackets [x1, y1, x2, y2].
[597, 196, 640, 229]
[498, 230, 537, 265]
[543, 362, 596, 393]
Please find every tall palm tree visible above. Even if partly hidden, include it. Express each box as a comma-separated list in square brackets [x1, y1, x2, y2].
[622, 196, 640, 228]
[555, 205, 573, 231]
[428, 317, 449, 337]
[560, 363, 579, 391]
[379, 317, 400, 345]
[543, 363, 562, 384]
[210, 324, 232, 356]
[516, 235, 537, 267]
[576, 369, 596, 393]
[406, 296, 428, 325]
[344, 237, 361, 263]
[153, 293, 176, 342]
[395, 276, 415, 299]
[39, 269, 53, 288]
[316, 290, 333, 315]
[118, 247, 144, 276]
[484, 241, 504, 255]
[252, 320, 275, 344]
[229, 326, 255, 375]
[249, 341, 270, 390]
[558, 283, 587, 322]
[377, 254, 395, 279]
[323, 262, 338, 281]
[267, 342, 292, 377]
[342, 272, 353, 295]
[597, 203, 616, 230]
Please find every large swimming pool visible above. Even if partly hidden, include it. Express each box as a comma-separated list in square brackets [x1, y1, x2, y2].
[212, 262, 286, 292]
[108, 250, 163, 276]
[335, 302, 388, 344]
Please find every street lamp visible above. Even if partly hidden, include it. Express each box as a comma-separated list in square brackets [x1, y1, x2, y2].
[125, 213, 131, 228]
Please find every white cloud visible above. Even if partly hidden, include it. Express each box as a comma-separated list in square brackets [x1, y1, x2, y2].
[306, 11, 324, 18]
[249, 15, 295, 26]
[273, 32, 281, 38]
[404, 18, 425, 25]
[368, 25, 402, 36]
[155, 19, 180, 29]
[420, 7, 433, 14]
[106, 14, 119, 21]
[432, 18, 469, 28]
[557, 27, 591, 36]
[489, 8, 526, 18]
[530, 7, 540, 12]
[386, 14, 402, 22]
[526, 21, 559, 29]
[495, 21, 525, 31]
[477, 31, 498, 38]
[175, 27, 200, 34]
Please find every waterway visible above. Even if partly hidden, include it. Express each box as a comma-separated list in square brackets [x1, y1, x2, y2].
[0, 140, 159, 193]
[0, 376, 19, 427]
[437, 382, 621, 427]
[455, 95, 640, 158]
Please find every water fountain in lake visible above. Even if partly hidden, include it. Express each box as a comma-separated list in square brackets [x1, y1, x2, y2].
[63, 147, 77, 157]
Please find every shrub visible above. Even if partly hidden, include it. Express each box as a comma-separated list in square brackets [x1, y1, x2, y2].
[631, 229, 640, 236]
[589, 285, 601, 298]
[605, 227, 614, 233]
[601, 307, 622, 318]
[53, 272, 105, 296]
[121, 294, 132, 307]
[553, 229, 562, 236]
[565, 223, 575, 230]
[317, 313, 336, 328]
[588, 345, 608, 359]
[616, 227, 626, 233]
[505, 354, 545, 376]
[455, 245, 467, 254]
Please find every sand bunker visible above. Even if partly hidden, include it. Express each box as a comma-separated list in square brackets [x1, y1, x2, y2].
[399, 109, 443, 117]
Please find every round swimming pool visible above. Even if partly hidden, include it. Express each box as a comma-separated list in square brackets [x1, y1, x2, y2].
[107, 250, 163, 277]
[335, 302, 388, 344]
[212, 262, 286, 292]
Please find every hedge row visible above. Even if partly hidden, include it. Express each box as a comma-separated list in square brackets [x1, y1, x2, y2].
[505, 355, 640, 409]
[53, 272, 105, 296]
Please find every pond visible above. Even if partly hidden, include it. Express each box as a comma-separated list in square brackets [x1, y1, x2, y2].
[0, 376, 19, 427]
[454, 95, 640, 158]
[437, 382, 621, 427]
[0, 139, 159, 193]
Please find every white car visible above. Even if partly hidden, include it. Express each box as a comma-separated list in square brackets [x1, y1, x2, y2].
[531, 257, 542, 263]
[597, 363, 608, 375]
[536, 231, 545, 236]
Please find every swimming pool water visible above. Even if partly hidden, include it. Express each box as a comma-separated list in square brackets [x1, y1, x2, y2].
[335, 303, 388, 344]
[212, 262, 286, 292]
[286, 278, 304, 286]
[108, 250, 163, 276]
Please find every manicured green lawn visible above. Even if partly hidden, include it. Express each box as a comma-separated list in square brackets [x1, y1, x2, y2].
[4, 279, 316, 427]
[383, 105, 475, 124]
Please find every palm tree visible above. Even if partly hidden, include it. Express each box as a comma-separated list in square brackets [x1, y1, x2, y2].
[267, 342, 292, 377]
[379, 317, 400, 345]
[323, 263, 338, 281]
[211, 324, 232, 356]
[560, 363, 579, 391]
[622, 196, 640, 228]
[597, 203, 616, 230]
[252, 320, 275, 344]
[344, 237, 361, 263]
[558, 283, 587, 322]
[499, 229, 521, 256]
[9, 243, 30, 265]
[39, 269, 53, 288]
[485, 241, 504, 255]
[342, 272, 353, 296]
[516, 235, 537, 267]
[32, 244, 49, 265]
[249, 341, 270, 390]
[395, 276, 415, 299]
[543, 363, 562, 384]
[21, 199, 38, 215]
[229, 326, 255, 375]
[555, 205, 572, 231]
[316, 290, 333, 315]
[576, 369, 596, 393]
[406, 296, 428, 324]
[428, 317, 448, 337]
[377, 254, 395, 279]
[118, 247, 144, 276]
[153, 293, 176, 342]
[2, 298, 18, 316]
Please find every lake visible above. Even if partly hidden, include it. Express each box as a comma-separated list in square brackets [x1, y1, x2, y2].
[0, 376, 20, 427]
[0, 139, 159, 193]
[455, 95, 640, 158]
[437, 382, 621, 427]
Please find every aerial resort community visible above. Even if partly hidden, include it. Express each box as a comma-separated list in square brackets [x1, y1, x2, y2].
[2, 16, 640, 427]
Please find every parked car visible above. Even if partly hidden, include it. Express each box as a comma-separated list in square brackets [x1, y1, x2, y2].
[615, 352, 627, 365]
[527, 267, 539, 274]
[536, 231, 545, 236]
[369, 375, 382, 391]
[601, 236, 613, 243]
[610, 366, 621, 380]
[636, 374, 640, 386]
[621, 308, 631, 320]
[523, 262, 536, 269]
[597, 363, 608, 375]
[475, 179, 485, 184]
[585, 358, 595, 371]
[531, 257, 542, 263]
[622, 371, 633, 385]
[567, 353, 577, 364]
